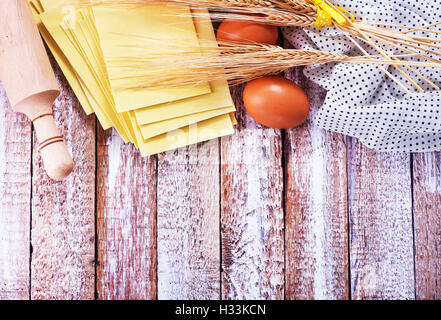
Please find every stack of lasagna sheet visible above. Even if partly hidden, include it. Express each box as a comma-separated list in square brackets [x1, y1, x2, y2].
[29, 0, 236, 156]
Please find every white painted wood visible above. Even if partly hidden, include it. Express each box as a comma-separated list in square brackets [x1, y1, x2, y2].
[157, 140, 220, 300]
[413, 152, 441, 299]
[221, 86, 284, 300]
[97, 128, 157, 300]
[348, 141, 415, 300]
[0, 83, 32, 300]
[30, 66, 95, 300]
[284, 68, 349, 300]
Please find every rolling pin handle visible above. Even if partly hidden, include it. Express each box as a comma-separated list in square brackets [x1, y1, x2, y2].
[32, 113, 74, 181]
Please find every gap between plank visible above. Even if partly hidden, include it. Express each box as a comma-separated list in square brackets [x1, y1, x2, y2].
[155, 154, 159, 301]
[410, 153, 418, 300]
[94, 118, 99, 300]
[345, 136, 352, 300]
[29, 122, 34, 300]
[219, 138, 223, 301]
[281, 129, 287, 300]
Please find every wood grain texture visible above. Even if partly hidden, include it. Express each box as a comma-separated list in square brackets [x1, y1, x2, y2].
[221, 86, 284, 300]
[284, 68, 349, 300]
[96, 129, 157, 300]
[157, 141, 220, 300]
[413, 152, 441, 300]
[348, 140, 415, 300]
[0, 82, 32, 300]
[30, 64, 96, 300]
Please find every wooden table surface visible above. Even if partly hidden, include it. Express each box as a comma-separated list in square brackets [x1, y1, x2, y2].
[0, 57, 440, 301]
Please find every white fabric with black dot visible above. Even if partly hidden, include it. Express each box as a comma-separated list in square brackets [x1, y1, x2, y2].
[282, 0, 441, 152]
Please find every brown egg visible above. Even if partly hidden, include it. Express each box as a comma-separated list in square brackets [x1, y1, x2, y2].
[216, 19, 279, 46]
[243, 76, 310, 129]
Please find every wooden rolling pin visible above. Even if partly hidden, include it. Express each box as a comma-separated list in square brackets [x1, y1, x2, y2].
[0, 0, 74, 180]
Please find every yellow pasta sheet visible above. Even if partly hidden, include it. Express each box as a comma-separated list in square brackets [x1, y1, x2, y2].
[140, 106, 235, 140]
[134, 80, 235, 125]
[137, 8, 236, 140]
[134, 7, 236, 127]
[132, 112, 234, 157]
[40, 4, 133, 141]
[93, 5, 211, 112]
[40, 0, 134, 141]
[29, 0, 94, 116]
[35, 0, 236, 156]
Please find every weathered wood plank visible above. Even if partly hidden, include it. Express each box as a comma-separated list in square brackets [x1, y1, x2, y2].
[221, 86, 284, 300]
[284, 68, 349, 300]
[157, 141, 220, 300]
[413, 152, 441, 300]
[348, 140, 415, 300]
[96, 128, 157, 300]
[30, 63, 96, 300]
[0, 83, 32, 300]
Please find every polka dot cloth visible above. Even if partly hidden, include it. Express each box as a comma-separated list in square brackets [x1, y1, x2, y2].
[282, 0, 441, 152]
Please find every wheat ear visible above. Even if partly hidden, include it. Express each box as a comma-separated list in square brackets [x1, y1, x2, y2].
[106, 42, 441, 90]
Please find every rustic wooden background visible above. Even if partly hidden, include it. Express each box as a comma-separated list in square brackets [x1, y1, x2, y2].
[0, 56, 440, 300]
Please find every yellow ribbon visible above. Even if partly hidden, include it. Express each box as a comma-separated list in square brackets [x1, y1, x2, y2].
[308, 0, 355, 29]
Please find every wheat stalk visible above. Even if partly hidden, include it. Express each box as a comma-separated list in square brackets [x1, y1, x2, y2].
[91, 1, 441, 59]
[107, 42, 440, 91]
[87, 0, 317, 26]
[88, 0, 441, 93]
